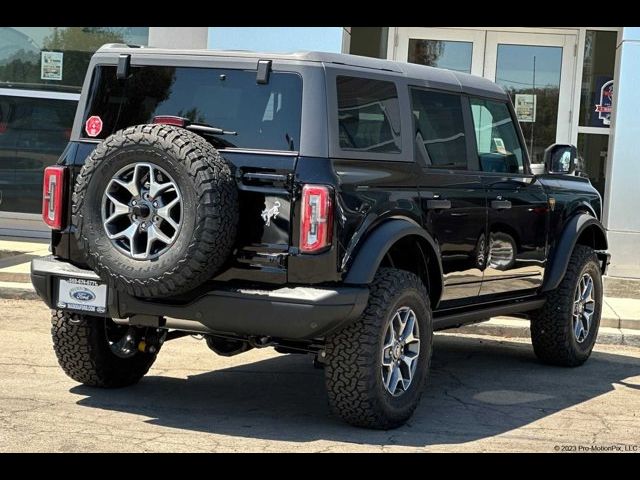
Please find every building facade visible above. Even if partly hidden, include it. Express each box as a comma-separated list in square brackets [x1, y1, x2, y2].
[0, 27, 208, 237]
[0, 26, 637, 279]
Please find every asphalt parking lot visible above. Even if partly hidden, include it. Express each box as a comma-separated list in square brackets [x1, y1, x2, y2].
[1, 299, 639, 453]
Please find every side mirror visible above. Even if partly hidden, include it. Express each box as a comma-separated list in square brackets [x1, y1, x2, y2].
[544, 143, 577, 175]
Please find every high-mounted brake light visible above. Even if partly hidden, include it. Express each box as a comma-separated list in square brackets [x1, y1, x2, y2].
[300, 185, 333, 253]
[42, 166, 66, 230]
[152, 115, 189, 127]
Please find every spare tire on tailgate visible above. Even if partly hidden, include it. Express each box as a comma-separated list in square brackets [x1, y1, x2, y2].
[72, 124, 238, 298]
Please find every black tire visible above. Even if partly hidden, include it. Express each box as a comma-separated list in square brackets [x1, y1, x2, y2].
[325, 268, 433, 429]
[51, 310, 159, 388]
[73, 124, 238, 298]
[530, 245, 603, 366]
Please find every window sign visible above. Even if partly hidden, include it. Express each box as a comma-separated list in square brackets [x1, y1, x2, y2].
[514, 94, 536, 123]
[41, 51, 63, 81]
[579, 30, 616, 128]
[594, 79, 613, 126]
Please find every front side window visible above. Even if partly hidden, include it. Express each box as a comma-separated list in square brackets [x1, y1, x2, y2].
[410, 88, 467, 169]
[336, 76, 401, 154]
[83, 65, 302, 151]
[470, 98, 525, 174]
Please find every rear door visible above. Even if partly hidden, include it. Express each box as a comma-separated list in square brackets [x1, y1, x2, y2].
[468, 97, 548, 296]
[410, 88, 487, 305]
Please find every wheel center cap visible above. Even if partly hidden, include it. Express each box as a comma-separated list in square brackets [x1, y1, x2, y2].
[132, 202, 153, 220]
[393, 343, 403, 359]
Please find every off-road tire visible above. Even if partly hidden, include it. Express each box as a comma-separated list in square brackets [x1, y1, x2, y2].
[325, 268, 433, 429]
[530, 245, 603, 366]
[73, 124, 238, 298]
[51, 310, 158, 388]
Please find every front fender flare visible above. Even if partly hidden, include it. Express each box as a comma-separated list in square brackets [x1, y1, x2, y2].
[542, 213, 608, 292]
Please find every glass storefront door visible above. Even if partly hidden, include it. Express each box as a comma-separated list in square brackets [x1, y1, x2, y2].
[393, 29, 578, 167]
[483, 32, 577, 165]
[395, 27, 485, 76]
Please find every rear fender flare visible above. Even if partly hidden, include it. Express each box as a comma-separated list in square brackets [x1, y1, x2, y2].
[344, 219, 443, 302]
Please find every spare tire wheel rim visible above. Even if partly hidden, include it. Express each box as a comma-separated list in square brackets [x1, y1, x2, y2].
[381, 306, 421, 397]
[101, 162, 183, 260]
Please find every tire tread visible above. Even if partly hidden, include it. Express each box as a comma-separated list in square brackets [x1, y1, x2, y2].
[325, 268, 432, 429]
[72, 124, 238, 298]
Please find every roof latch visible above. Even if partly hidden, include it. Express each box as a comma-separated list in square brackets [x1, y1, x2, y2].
[116, 54, 131, 80]
[256, 59, 272, 84]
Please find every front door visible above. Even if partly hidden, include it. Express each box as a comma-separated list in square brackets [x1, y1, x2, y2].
[468, 96, 549, 296]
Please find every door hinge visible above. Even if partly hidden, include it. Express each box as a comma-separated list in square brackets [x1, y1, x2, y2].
[574, 43, 578, 57]
[394, 33, 399, 48]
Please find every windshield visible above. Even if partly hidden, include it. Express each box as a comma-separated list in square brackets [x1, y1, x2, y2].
[82, 64, 302, 151]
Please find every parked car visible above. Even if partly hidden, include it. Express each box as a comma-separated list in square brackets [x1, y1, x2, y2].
[31, 45, 610, 429]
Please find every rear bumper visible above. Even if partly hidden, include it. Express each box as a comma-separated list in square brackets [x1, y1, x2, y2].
[31, 256, 369, 340]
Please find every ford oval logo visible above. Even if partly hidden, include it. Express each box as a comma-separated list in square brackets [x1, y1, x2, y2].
[70, 288, 96, 302]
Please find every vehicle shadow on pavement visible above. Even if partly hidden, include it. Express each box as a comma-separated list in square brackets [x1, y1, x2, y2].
[72, 335, 640, 447]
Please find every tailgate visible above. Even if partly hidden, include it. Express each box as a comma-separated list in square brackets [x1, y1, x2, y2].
[212, 151, 297, 284]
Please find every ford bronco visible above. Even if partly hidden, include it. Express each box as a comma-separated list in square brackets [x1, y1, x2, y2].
[31, 45, 610, 429]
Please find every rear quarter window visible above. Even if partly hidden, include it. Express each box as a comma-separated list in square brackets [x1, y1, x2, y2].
[336, 76, 402, 154]
[82, 65, 302, 151]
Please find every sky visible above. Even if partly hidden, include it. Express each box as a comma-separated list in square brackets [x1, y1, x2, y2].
[208, 27, 343, 53]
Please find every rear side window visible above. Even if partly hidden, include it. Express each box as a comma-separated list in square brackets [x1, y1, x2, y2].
[410, 88, 467, 169]
[336, 76, 401, 154]
[469, 98, 525, 174]
[82, 65, 302, 151]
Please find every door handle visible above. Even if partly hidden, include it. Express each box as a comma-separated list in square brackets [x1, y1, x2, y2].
[427, 199, 452, 210]
[491, 199, 512, 210]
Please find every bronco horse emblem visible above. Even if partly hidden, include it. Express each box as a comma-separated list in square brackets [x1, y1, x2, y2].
[261, 201, 281, 226]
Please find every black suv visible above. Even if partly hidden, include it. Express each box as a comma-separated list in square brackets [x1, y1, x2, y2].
[31, 45, 610, 429]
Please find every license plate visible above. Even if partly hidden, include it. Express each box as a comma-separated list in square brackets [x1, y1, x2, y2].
[57, 278, 107, 314]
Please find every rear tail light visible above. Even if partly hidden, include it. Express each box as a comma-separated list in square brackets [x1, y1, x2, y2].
[42, 166, 66, 230]
[300, 184, 333, 253]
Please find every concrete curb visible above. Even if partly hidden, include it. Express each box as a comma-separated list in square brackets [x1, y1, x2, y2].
[604, 276, 640, 300]
[0, 272, 31, 283]
[448, 317, 640, 347]
[0, 282, 39, 301]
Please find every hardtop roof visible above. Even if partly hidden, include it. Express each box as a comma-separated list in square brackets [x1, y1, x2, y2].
[96, 44, 507, 98]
